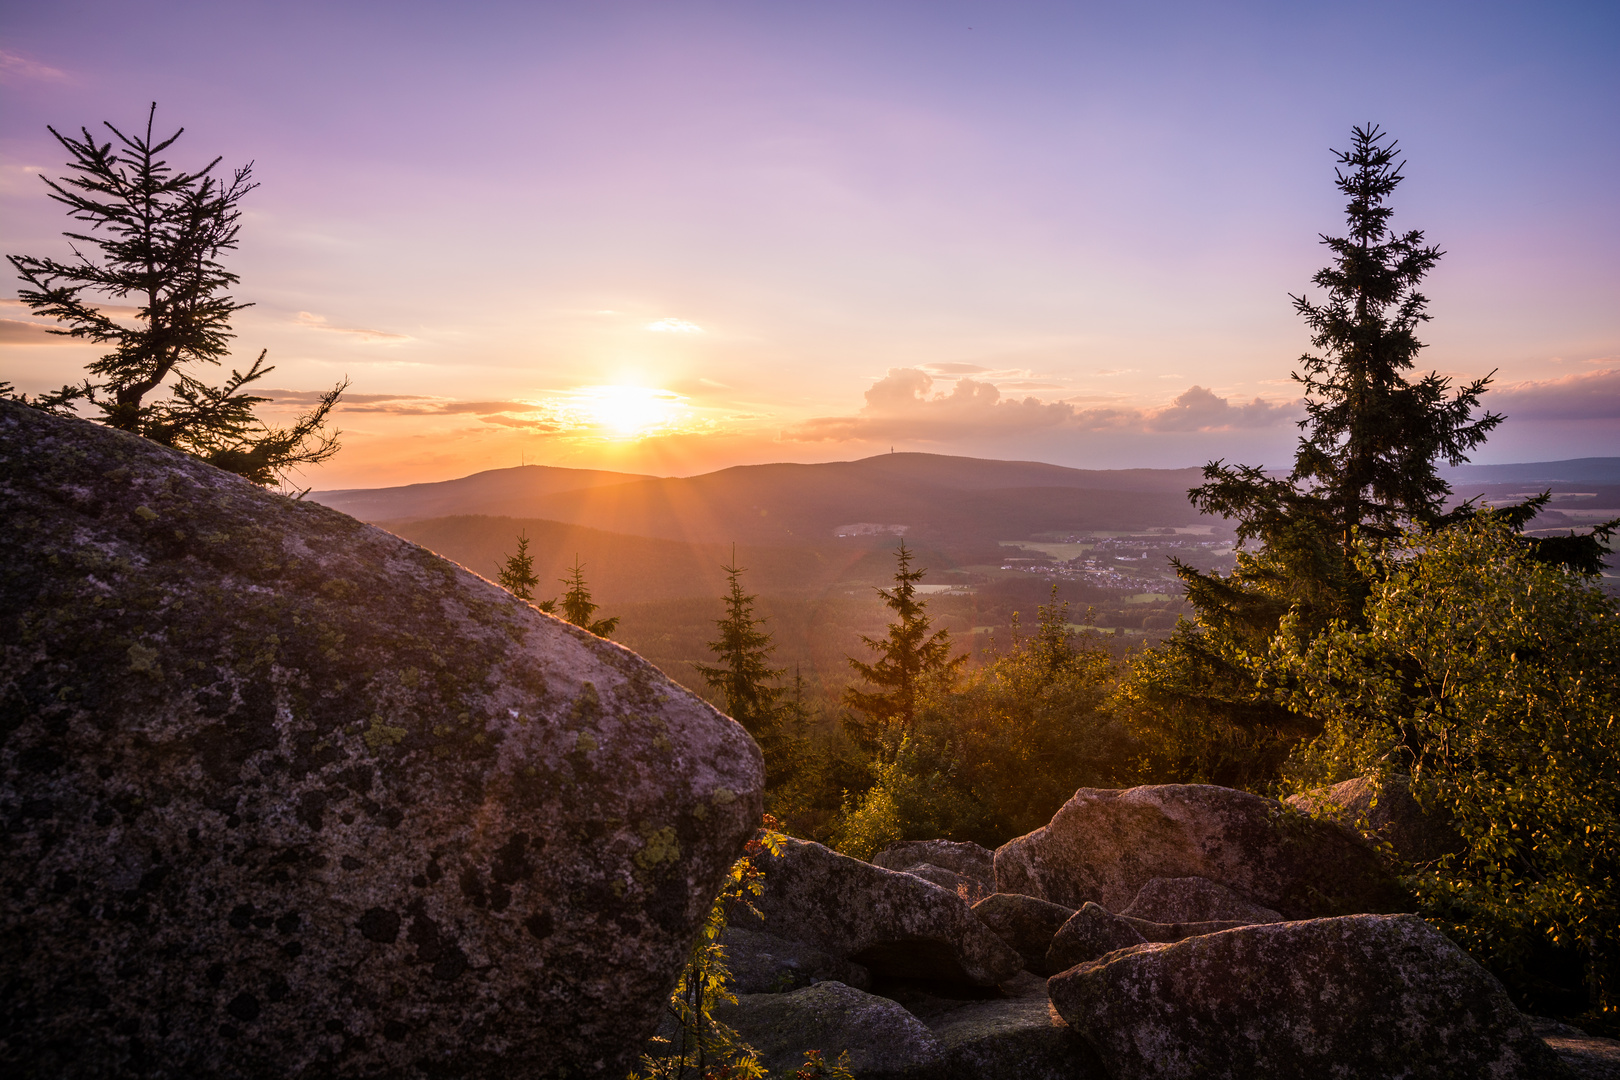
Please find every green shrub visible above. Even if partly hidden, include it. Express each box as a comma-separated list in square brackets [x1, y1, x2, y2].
[1264, 518, 1619, 1019]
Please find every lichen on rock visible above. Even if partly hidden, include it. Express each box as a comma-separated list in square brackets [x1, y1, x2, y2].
[993, 784, 1407, 918]
[0, 401, 764, 1078]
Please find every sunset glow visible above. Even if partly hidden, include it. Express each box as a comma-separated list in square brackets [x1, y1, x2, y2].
[570, 385, 686, 440]
[0, 1, 1614, 488]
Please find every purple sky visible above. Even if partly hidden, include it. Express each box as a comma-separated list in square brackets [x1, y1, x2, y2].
[3, 0, 1616, 486]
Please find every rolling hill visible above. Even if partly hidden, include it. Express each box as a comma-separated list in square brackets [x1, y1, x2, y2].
[312, 452, 1214, 544]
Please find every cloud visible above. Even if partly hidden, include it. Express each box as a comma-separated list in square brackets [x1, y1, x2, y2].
[1490, 367, 1620, 421]
[646, 318, 704, 333]
[479, 415, 564, 431]
[0, 318, 71, 344]
[344, 399, 535, 416]
[262, 389, 426, 406]
[1, 297, 144, 321]
[921, 362, 990, 375]
[786, 368, 1297, 443]
[261, 389, 540, 417]
[1143, 385, 1296, 431]
[295, 311, 411, 343]
[0, 51, 67, 83]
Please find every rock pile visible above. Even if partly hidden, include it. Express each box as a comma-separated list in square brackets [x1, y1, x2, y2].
[690, 783, 1594, 1079]
[0, 402, 764, 1079]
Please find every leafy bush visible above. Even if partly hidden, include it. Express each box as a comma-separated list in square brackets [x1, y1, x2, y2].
[1264, 518, 1619, 1019]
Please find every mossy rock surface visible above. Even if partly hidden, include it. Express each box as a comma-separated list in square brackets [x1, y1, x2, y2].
[0, 401, 763, 1078]
[1048, 914, 1570, 1080]
[752, 838, 1022, 987]
[993, 784, 1408, 919]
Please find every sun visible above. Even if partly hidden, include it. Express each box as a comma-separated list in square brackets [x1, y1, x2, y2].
[575, 385, 681, 439]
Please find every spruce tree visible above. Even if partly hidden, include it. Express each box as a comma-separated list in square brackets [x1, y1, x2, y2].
[559, 557, 618, 638]
[7, 105, 346, 487]
[1193, 123, 1500, 553]
[1119, 125, 1506, 786]
[693, 556, 784, 739]
[497, 531, 556, 611]
[845, 541, 963, 732]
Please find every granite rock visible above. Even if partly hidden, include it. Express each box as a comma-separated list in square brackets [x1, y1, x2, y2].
[970, 893, 1076, 976]
[753, 839, 1022, 986]
[714, 981, 943, 1079]
[1530, 1017, 1620, 1080]
[1286, 774, 1463, 866]
[994, 784, 1406, 918]
[894, 972, 1105, 1080]
[0, 401, 764, 1078]
[1044, 903, 1148, 972]
[900, 863, 987, 902]
[1047, 914, 1570, 1080]
[874, 840, 995, 888]
[1118, 876, 1284, 925]
[721, 926, 871, 994]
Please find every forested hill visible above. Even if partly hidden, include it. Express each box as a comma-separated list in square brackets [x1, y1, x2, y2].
[312, 452, 1210, 544]
[378, 515, 969, 603]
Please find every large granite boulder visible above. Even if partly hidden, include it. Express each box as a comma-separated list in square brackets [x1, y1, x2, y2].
[994, 784, 1406, 918]
[874, 839, 996, 886]
[1118, 876, 1283, 925]
[970, 893, 1076, 976]
[713, 981, 943, 1079]
[0, 402, 764, 1078]
[1286, 774, 1462, 865]
[891, 971, 1105, 1080]
[1047, 914, 1570, 1080]
[753, 839, 1022, 985]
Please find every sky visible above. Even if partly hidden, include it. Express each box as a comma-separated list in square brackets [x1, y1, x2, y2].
[2, 0, 1616, 488]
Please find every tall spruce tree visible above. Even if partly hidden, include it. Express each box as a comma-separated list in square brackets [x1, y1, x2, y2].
[1117, 125, 1506, 786]
[7, 104, 346, 488]
[693, 556, 784, 740]
[845, 541, 963, 733]
[1193, 124, 1500, 554]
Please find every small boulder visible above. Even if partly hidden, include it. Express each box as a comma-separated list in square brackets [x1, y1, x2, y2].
[902, 862, 985, 901]
[1286, 774, 1462, 865]
[1529, 1017, 1620, 1080]
[1118, 876, 1283, 925]
[1047, 914, 1570, 1080]
[874, 839, 996, 888]
[753, 839, 1023, 985]
[971, 893, 1077, 976]
[994, 784, 1406, 918]
[1045, 903, 1148, 971]
[722, 926, 871, 993]
[714, 981, 943, 1079]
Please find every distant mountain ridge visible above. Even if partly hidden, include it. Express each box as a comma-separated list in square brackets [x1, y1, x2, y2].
[310, 452, 1212, 544]
[1442, 458, 1620, 486]
[310, 464, 652, 522]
